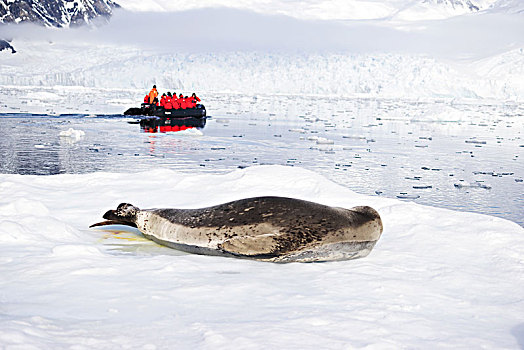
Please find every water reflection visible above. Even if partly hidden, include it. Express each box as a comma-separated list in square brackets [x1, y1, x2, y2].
[137, 116, 207, 133]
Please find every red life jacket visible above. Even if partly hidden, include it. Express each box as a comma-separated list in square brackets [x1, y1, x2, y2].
[160, 96, 166, 107]
[172, 96, 180, 109]
[144, 95, 149, 103]
[165, 96, 173, 109]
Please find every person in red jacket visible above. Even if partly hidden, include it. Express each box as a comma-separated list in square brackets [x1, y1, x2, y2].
[143, 94, 149, 104]
[188, 93, 201, 108]
[159, 94, 166, 108]
[172, 92, 180, 109]
[165, 92, 173, 110]
[179, 94, 187, 109]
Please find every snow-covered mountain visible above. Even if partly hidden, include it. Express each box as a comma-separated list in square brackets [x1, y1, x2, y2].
[115, 0, 500, 21]
[0, 0, 119, 27]
[423, 0, 479, 11]
[487, 0, 524, 13]
[0, 0, 519, 28]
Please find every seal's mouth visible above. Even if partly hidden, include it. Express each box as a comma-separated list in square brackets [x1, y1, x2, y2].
[89, 220, 138, 228]
[89, 208, 138, 228]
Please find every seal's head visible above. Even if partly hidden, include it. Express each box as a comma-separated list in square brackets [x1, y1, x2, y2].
[90, 203, 139, 228]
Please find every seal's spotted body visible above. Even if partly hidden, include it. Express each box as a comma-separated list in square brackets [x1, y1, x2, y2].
[92, 196, 383, 262]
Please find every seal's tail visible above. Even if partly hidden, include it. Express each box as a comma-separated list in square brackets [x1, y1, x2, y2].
[89, 203, 139, 228]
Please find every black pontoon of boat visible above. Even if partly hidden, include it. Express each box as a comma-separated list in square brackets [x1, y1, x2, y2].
[124, 103, 206, 118]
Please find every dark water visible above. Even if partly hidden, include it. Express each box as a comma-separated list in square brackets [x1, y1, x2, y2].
[0, 96, 522, 226]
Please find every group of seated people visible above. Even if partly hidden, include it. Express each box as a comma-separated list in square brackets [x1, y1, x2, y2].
[143, 85, 201, 110]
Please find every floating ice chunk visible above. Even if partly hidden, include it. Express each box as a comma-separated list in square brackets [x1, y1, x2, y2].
[421, 167, 441, 171]
[318, 145, 334, 152]
[29, 91, 61, 101]
[316, 137, 334, 145]
[396, 194, 420, 199]
[289, 128, 307, 133]
[107, 98, 134, 105]
[215, 118, 230, 124]
[405, 176, 422, 181]
[454, 181, 492, 189]
[342, 135, 366, 139]
[60, 128, 85, 145]
[177, 128, 204, 136]
[415, 105, 471, 122]
[60, 128, 85, 140]
[302, 117, 320, 123]
[473, 171, 514, 177]
[465, 140, 486, 144]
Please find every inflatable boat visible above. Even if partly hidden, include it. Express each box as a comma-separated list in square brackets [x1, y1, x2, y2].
[124, 103, 206, 118]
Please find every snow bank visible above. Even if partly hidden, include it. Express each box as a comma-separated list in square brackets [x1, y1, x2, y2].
[0, 165, 522, 349]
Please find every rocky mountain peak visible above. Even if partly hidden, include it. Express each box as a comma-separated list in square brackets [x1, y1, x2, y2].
[0, 0, 119, 27]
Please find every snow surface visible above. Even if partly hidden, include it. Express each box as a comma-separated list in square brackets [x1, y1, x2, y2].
[0, 165, 523, 349]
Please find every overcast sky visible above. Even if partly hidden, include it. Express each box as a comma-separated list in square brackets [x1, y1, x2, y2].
[2, 6, 523, 59]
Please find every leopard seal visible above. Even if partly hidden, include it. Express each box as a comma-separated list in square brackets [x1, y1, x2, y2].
[90, 196, 383, 262]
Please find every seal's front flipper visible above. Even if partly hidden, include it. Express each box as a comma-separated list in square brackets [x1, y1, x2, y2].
[219, 232, 300, 257]
[219, 234, 278, 256]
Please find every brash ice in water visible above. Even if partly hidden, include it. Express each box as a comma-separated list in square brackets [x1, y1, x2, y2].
[0, 90, 522, 226]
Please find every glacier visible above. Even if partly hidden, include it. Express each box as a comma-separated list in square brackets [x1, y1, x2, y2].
[1, 37, 523, 101]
